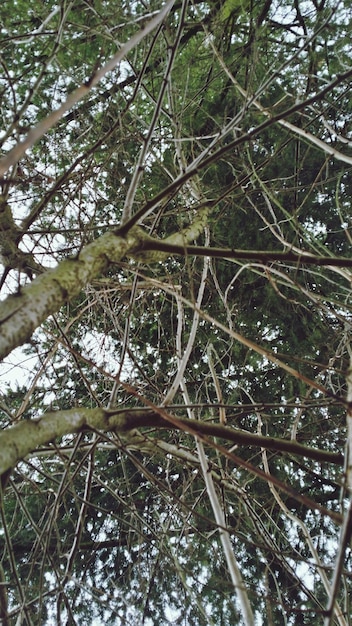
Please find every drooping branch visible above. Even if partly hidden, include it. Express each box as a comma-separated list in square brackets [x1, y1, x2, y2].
[125, 411, 344, 466]
[134, 237, 352, 267]
[0, 406, 344, 479]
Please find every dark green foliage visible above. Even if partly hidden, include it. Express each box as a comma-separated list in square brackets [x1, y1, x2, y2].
[1, 1, 352, 624]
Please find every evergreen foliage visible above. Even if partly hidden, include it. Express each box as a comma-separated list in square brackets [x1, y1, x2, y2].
[0, 1, 352, 624]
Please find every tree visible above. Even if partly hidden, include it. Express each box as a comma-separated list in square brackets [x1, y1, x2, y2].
[0, 1, 352, 624]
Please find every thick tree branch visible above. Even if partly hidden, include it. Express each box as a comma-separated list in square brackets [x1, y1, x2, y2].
[0, 407, 132, 479]
[0, 217, 223, 361]
[0, 406, 343, 479]
[0, 228, 146, 361]
[126, 411, 344, 465]
[134, 237, 352, 267]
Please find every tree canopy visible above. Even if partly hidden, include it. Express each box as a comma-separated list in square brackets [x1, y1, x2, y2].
[0, 1, 352, 624]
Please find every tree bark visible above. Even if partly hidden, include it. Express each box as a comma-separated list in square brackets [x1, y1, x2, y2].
[0, 228, 145, 360]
